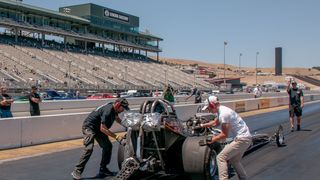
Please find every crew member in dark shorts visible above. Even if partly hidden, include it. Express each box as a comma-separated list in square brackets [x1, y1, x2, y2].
[29, 85, 41, 116]
[0, 85, 14, 118]
[287, 80, 304, 132]
[186, 86, 202, 103]
[71, 98, 130, 180]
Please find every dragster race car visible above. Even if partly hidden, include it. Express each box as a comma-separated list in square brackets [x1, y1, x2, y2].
[114, 99, 285, 180]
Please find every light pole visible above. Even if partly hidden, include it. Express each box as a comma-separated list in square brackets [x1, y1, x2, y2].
[68, 60, 71, 92]
[239, 53, 242, 75]
[124, 65, 128, 82]
[194, 70, 196, 86]
[124, 65, 128, 90]
[164, 69, 167, 85]
[255, 52, 259, 85]
[223, 41, 227, 84]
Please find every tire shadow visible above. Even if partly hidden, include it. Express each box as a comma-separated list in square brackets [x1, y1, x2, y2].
[82, 175, 115, 180]
[278, 144, 287, 147]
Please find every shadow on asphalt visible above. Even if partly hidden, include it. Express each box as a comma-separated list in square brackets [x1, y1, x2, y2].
[82, 175, 112, 180]
[278, 144, 287, 147]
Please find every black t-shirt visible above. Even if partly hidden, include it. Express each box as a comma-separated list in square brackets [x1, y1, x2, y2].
[29, 92, 41, 112]
[0, 93, 12, 111]
[83, 102, 118, 132]
[192, 88, 202, 103]
[287, 88, 304, 107]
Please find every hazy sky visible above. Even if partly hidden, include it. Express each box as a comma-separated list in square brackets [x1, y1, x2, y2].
[23, 0, 320, 68]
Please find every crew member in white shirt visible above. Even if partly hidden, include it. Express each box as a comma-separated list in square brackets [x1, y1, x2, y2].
[253, 84, 262, 98]
[200, 96, 252, 180]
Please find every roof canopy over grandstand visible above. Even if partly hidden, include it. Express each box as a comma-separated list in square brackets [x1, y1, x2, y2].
[0, 0, 162, 58]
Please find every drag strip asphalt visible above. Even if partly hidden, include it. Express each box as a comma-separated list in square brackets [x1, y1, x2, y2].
[0, 102, 320, 180]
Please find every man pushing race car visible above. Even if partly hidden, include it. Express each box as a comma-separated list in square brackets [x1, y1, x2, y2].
[199, 95, 252, 180]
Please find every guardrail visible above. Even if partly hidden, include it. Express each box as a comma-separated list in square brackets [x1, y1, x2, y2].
[1, 94, 320, 150]
[11, 91, 318, 113]
[11, 95, 202, 112]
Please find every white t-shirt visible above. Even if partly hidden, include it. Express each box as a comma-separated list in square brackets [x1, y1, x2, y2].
[218, 105, 251, 139]
[253, 87, 262, 97]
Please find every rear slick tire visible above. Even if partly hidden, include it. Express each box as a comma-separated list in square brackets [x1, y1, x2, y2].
[182, 136, 217, 180]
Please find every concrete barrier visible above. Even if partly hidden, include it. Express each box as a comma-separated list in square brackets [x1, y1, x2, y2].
[1, 94, 320, 150]
[11, 92, 316, 113]
[304, 96, 311, 102]
[9, 92, 287, 113]
[235, 101, 246, 113]
[245, 99, 260, 111]
[0, 118, 21, 149]
[20, 113, 87, 146]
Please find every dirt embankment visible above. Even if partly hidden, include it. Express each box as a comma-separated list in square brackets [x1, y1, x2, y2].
[155, 57, 320, 89]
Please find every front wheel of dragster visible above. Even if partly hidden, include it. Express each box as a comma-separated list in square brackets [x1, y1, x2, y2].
[182, 136, 218, 180]
[275, 125, 285, 147]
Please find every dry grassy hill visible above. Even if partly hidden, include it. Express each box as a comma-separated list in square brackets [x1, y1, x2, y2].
[154, 57, 320, 89]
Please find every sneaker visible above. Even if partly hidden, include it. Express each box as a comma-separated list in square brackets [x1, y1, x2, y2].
[291, 127, 294, 132]
[71, 170, 82, 180]
[97, 168, 117, 178]
[297, 125, 301, 131]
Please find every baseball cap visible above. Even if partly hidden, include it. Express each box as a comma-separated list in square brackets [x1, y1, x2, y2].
[202, 96, 219, 111]
[31, 85, 38, 89]
[116, 97, 130, 110]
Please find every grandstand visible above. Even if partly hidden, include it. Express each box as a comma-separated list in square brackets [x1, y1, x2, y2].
[0, 0, 213, 90]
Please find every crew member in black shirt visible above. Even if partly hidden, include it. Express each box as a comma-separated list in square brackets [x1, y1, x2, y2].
[0, 86, 14, 118]
[287, 80, 304, 131]
[186, 86, 202, 103]
[71, 98, 129, 180]
[29, 85, 42, 116]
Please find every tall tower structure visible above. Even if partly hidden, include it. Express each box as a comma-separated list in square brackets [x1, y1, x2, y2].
[275, 47, 282, 76]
